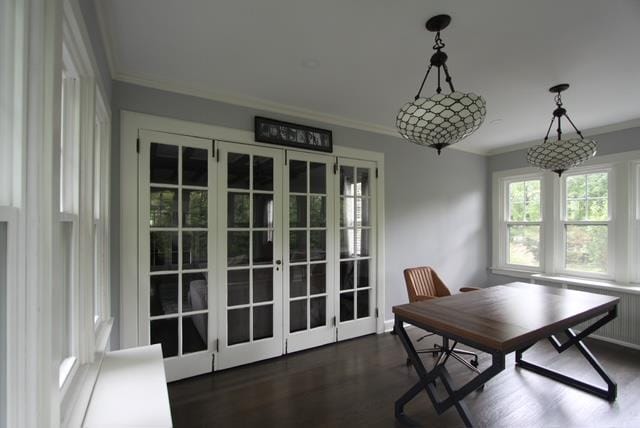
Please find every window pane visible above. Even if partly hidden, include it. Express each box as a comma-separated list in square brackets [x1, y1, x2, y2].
[309, 196, 326, 227]
[289, 160, 307, 193]
[228, 153, 250, 189]
[310, 230, 326, 261]
[356, 169, 370, 196]
[309, 162, 326, 194]
[253, 305, 273, 340]
[587, 198, 608, 221]
[290, 231, 306, 262]
[183, 314, 207, 354]
[182, 190, 207, 227]
[310, 297, 326, 328]
[566, 225, 608, 273]
[290, 300, 307, 333]
[567, 199, 587, 221]
[253, 156, 273, 191]
[310, 263, 326, 295]
[228, 269, 250, 306]
[340, 292, 354, 321]
[340, 166, 355, 196]
[150, 232, 179, 271]
[509, 202, 525, 222]
[228, 193, 249, 228]
[289, 195, 307, 228]
[150, 143, 178, 185]
[508, 181, 525, 202]
[182, 147, 207, 187]
[289, 265, 307, 298]
[566, 175, 586, 199]
[150, 318, 178, 358]
[507, 225, 540, 267]
[150, 274, 178, 316]
[252, 231, 273, 265]
[182, 231, 207, 269]
[150, 188, 178, 227]
[228, 308, 250, 345]
[182, 273, 207, 313]
[227, 231, 249, 267]
[253, 193, 274, 228]
[587, 172, 608, 198]
[253, 268, 273, 303]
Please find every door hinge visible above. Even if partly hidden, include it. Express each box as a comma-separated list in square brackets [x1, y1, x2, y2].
[333, 163, 338, 174]
[211, 353, 215, 370]
[332, 315, 336, 326]
[375, 308, 379, 318]
[335, 328, 339, 342]
[212, 140, 216, 158]
[216, 148, 220, 162]
[284, 150, 288, 166]
[285, 339, 288, 354]
[375, 167, 379, 178]
[136, 138, 140, 153]
[215, 338, 219, 353]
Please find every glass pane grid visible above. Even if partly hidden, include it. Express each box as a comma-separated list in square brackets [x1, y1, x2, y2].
[149, 143, 210, 358]
[227, 152, 275, 345]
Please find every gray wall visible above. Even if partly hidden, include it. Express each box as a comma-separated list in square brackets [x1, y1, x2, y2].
[486, 126, 640, 285]
[78, 0, 111, 100]
[109, 80, 491, 348]
[0, 223, 6, 428]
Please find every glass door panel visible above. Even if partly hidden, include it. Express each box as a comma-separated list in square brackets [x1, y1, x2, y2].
[216, 142, 283, 370]
[138, 130, 215, 382]
[335, 159, 377, 341]
[285, 152, 335, 353]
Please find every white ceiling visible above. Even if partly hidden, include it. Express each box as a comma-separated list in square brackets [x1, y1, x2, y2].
[97, 0, 640, 154]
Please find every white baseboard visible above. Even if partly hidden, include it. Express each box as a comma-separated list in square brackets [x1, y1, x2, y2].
[587, 333, 640, 351]
[384, 319, 394, 332]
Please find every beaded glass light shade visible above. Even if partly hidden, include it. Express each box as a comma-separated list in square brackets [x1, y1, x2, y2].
[395, 15, 486, 154]
[527, 84, 597, 176]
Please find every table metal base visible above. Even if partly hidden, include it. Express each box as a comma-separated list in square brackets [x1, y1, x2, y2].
[394, 318, 505, 427]
[515, 307, 618, 402]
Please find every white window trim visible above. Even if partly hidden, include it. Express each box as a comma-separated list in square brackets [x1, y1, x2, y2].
[557, 165, 615, 280]
[493, 168, 545, 273]
[492, 150, 640, 289]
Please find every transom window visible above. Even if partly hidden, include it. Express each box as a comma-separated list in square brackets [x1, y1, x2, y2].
[563, 171, 610, 275]
[506, 178, 541, 268]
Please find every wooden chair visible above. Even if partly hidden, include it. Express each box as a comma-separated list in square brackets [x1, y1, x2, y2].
[402, 266, 480, 373]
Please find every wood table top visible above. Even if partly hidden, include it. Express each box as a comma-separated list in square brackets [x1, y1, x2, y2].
[392, 282, 619, 353]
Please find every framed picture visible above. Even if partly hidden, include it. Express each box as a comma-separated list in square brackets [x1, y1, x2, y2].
[254, 116, 333, 153]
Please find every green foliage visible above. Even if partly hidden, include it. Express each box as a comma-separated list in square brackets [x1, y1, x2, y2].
[509, 179, 541, 222]
[229, 193, 250, 227]
[566, 172, 608, 221]
[566, 225, 608, 273]
[508, 225, 540, 267]
[150, 188, 178, 227]
[183, 190, 207, 227]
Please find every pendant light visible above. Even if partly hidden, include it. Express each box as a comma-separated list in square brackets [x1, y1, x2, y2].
[396, 14, 486, 154]
[527, 84, 597, 176]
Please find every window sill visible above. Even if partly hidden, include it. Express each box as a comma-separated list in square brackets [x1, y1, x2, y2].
[531, 273, 640, 295]
[490, 267, 640, 296]
[60, 318, 114, 427]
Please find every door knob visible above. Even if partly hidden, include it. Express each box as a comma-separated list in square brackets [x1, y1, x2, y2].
[276, 260, 282, 265]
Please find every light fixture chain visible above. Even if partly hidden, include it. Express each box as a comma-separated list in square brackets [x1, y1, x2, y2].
[442, 63, 455, 93]
[563, 113, 585, 139]
[414, 64, 433, 100]
[543, 116, 555, 144]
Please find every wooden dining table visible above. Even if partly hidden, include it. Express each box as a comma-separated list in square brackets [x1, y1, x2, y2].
[392, 282, 619, 427]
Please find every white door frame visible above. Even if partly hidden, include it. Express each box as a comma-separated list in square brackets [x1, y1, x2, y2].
[120, 111, 386, 356]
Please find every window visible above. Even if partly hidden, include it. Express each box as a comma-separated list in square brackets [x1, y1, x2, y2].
[506, 179, 542, 267]
[562, 171, 610, 275]
[494, 173, 544, 272]
[493, 152, 640, 286]
[59, 66, 80, 388]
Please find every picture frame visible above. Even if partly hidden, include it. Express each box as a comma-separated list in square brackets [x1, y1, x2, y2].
[254, 116, 333, 153]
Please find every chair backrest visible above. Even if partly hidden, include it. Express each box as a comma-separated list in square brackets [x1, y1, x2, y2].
[403, 266, 451, 303]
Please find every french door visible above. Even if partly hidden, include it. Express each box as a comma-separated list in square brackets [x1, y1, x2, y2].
[335, 159, 377, 340]
[215, 142, 284, 370]
[136, 130, 379, 379]
[284, 152, 336, 353]
[138, 130, 215, 382]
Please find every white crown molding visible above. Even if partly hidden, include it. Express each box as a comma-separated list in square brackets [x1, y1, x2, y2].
[93, 0, 117, 77]
[113, 71, 488, 155]
[487, 117, 640, 156]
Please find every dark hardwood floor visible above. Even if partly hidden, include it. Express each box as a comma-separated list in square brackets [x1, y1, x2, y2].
[168, 329, 640, 427]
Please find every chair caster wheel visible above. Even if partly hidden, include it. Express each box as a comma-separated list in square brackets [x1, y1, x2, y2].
[471, 359, 479, 367]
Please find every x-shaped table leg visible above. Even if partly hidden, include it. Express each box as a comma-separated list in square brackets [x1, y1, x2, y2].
[394, 317, 505, 427]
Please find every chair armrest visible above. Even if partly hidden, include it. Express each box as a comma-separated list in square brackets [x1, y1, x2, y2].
[414, 295, 438, 302]
[460, 287, 481, 293]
